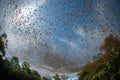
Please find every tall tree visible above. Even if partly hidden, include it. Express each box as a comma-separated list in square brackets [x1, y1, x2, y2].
[53, 74, 61, 80]
[0, 34, 6, 56]
[78, 34, 120, 80]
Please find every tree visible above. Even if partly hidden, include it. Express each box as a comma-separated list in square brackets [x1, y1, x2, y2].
[61, 75, 68, 80]
[32, 70, 41, 80]
[22, 61, 30, 69]
[0, 35, 5, 56]
[0, 33, 41, 80]
[42, 76, 49, 80]
[100, 34, 120, 52]
[78, 34, 120, 80]
[53, 74, 61, 80]
[11, 56, 20, 68]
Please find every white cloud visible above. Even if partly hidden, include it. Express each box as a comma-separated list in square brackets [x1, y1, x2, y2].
[59, 39, 76, 49]
[75, 28, 86, 36]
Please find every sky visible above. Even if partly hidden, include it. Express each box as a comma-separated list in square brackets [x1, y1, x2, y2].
[0, 0, 120, 77]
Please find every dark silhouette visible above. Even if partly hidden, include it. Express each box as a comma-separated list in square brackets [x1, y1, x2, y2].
[0, 33, 41, 80]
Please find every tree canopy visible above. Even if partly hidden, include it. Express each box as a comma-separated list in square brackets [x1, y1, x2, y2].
[1, 33, 120, 80]
[78, 34, 120, 80]
[0, 33, 41, 80]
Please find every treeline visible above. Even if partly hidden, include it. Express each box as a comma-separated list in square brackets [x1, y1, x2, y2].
[0, 33, 120, 80]
[78, 34, 120, 80]
[0, 33, 41, 80]
[0, 33, 68, 80]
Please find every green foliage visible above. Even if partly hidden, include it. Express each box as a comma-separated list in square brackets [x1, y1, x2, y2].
[53, 74, 61, 80]
[78, 71, 89, 80]
[42, 76, 50, 80]
[79, 34, 120, 80]
[0, 33, 41, 80]
[11, 56, 20, 68]
[22, 61, 30, 69]
[0, 35, 5, 56]
[1, 33, 119, 80]
[1, 33, 7, 39]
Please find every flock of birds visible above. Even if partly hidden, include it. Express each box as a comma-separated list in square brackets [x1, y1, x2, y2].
[0, 0, 120, 76]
